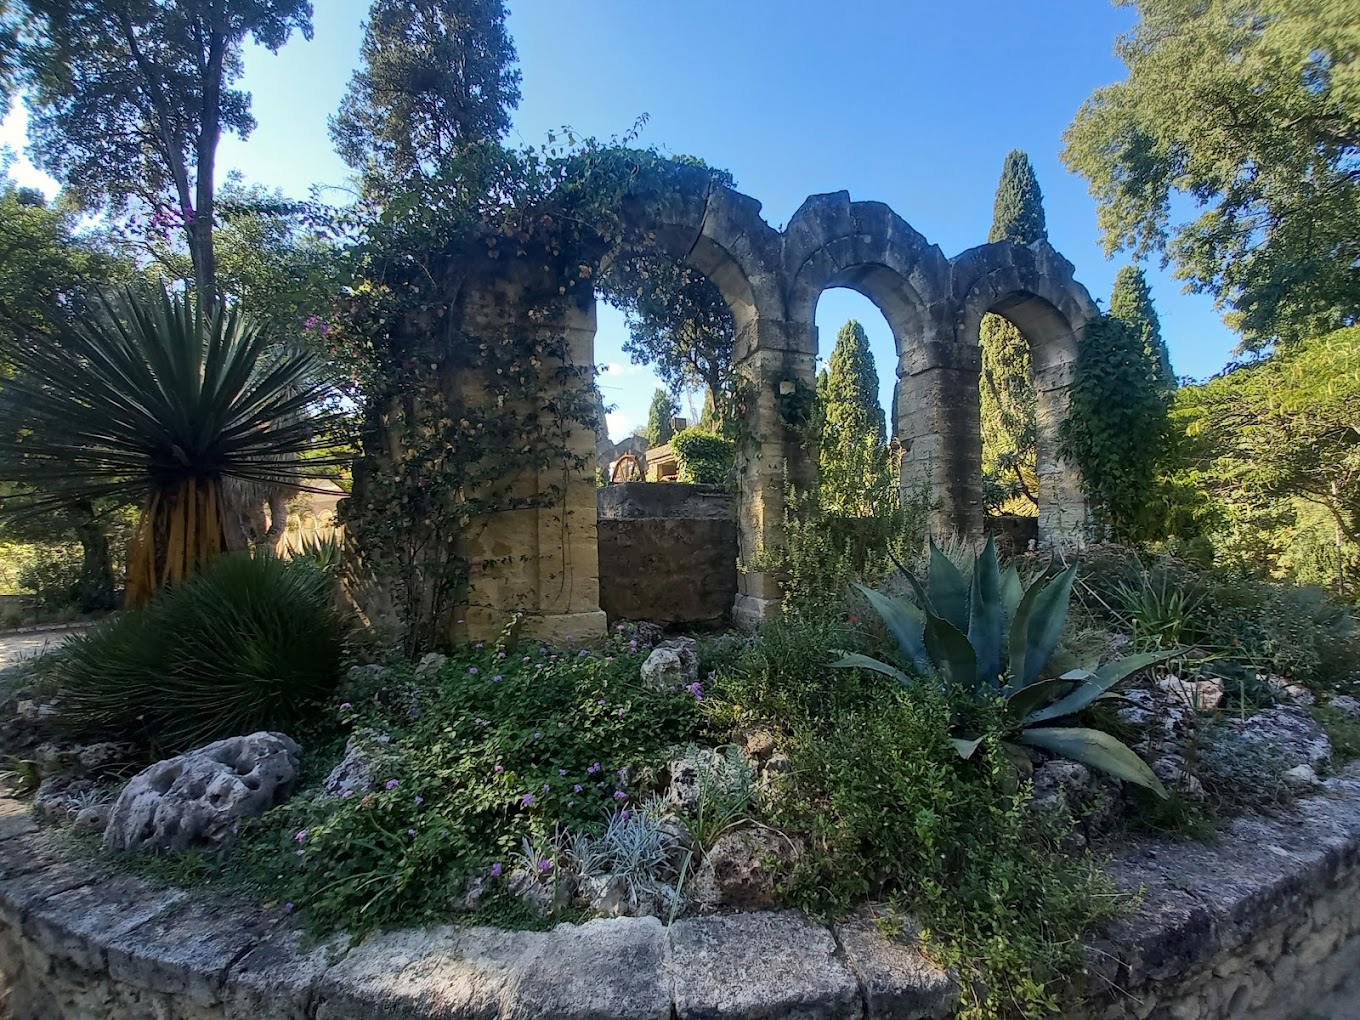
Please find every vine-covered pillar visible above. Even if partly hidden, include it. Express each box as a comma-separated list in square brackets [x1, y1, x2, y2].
[731, 316, 818, 629]
[895, 338, 985, 543]
[454, 273, 608, 646]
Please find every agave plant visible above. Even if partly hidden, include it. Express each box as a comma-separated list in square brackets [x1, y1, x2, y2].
[834, 537, 1178, 796]
[0, 287, 348, 605]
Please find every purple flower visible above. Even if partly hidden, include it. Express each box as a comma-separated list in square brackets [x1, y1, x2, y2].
[385, 779, 400, 791]
[597, 699, 606, 706]
[475, 642, 484, 650]
[414, 795, 424, 806]
[533, 730, 542, 740]
[617, 707, 626, 717]
[578, 649, 590, 658]
[542, 783, 550, 793]
[573, 784, 583, 793]
[493, 675, 504, 682]
[613, 791, 628, 801]
[407, 828, 417, 837]
[588, 762, 601, 774]
[558, 768, 567, 776]
[490, 862, 503, 878]
[284, 901, 295, 914]
[294, 829, 307, 843]
[468, 666, 479, 675]
[523, 656, 532, 663]
[620, 810, 632, 822]
[521, 793, 536, 807]
[494, 765, 504, 774]
[687, 681, 704, 701]
[537, 857, 554, 873]
[339, 702, 353, 711]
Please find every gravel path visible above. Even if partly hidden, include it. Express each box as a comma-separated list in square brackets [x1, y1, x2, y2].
[0, 627, 88, 669]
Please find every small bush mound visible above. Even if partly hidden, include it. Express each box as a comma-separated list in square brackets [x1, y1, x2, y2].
[671, 427, 734, 485]
[52, 553, 346, 753]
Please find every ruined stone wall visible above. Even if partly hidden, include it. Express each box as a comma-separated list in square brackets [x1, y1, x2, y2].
[596, 483, 737, 628]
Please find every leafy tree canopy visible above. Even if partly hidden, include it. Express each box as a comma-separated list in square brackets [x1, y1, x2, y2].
[1109, 266, 1176, 390]
[1063, 0, 1360, 350]
[16, 0, 314, 301]
[331, 0, 521, 196]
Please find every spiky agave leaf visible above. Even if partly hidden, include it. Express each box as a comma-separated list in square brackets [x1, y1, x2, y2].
[1016, 726, 1168, 798]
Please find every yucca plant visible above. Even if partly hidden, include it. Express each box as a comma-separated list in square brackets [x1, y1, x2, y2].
[834, 537, 1178, 796]
[0, 287, 348, 606]
[53, 552, 345, 753]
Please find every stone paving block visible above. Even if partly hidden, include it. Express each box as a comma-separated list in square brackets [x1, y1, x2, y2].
[668, 911, 860, 1020]
[0, 855, 99, 930]
[0, 796, 37, 841]
[106, 894, 277, 1006]
[225, 925, 353, 1020]
[25, 871, 185, 971]
[834, 917, 958, 1019]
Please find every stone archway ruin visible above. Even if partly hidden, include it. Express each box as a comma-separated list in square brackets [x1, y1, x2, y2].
[357, 164, 1100, 644]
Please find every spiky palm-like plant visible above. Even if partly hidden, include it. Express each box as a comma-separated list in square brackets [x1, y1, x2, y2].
[834, 537, 1179, 796]
[0, 288, 348, 605]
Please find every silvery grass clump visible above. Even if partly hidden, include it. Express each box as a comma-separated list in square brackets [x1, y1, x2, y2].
[568, 800, 686, 914]
[836, 536, 1181, 796]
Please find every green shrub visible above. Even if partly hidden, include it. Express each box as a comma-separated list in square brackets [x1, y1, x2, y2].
[15, 543, 83, 609]
[837, 537, 1175, 794]
[670, 427, 734, 485]
[52, 553, 346, 752]
[241, 645, 702, 933]
[714, 610, 1122, 1020]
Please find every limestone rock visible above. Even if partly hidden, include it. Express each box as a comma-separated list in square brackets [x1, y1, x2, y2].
[414, 652, 446, 677]
[689, 826, 799, 911]
[323, 731, 389, 799]
[741, 728, 777, 760]
[71, 802, 110, 835]
[1157, 675, 1225, 712]
[578, 874, 630, 917]
[639, 637, 699, 692]
[1232, 707, 1332, 771]
[31, 777, 95, 823]
[1153, 755, 1206, 800]
[1282, 763, 1322, 791]
[666, 749, 718, 811]
[103, 732, 301, 853]
[1265, 674, 1316, 706]
[1031, 760, 1122, 840]
[508, 868, 574, 916]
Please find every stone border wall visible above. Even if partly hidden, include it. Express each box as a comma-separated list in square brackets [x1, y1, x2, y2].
[2, 765, 1359, 1020]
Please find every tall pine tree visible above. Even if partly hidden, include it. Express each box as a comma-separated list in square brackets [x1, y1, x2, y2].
[1109, 266, 1175, 391]
[645, 389, 678, 446]
[980, 150, 1046, 515]
[818, 320, 891, 517]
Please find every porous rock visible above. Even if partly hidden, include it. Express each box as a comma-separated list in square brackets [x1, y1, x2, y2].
[690, 826, 800, 911]
[1328, 694, 1360, 720]
[639, 637, 699, 691]
[103, 732, 301, 853]
[1157, 675, 1225, 712]
[323, 730, 389, 799]
[1031, 760, 1122, 841]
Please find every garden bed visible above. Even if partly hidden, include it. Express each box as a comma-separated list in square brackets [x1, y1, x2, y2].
[2, 765, 1359, 1019]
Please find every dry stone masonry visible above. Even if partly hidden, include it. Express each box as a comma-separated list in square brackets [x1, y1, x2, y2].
[3, 764, 1360, 1019]
[351, 166, 1100, 644]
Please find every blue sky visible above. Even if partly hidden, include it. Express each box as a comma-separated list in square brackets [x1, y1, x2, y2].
[1, 1, 1239, 440]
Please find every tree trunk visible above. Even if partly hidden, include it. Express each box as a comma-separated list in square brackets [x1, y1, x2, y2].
[71, 502, 115, 611]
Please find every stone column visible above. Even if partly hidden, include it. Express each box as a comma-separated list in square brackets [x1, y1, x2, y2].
[896, 340, 984, 544]
[1032, 350, 1088, 548]
[455, 277, 608, 646]
[731, 317, 817, 629]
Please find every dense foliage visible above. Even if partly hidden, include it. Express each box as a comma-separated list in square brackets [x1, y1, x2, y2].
[50, 553, 345, 753]
[980, 151, 1045, 514]
[644, 387, 678, 446]
[241, 641, 701, 933]
[1063, 0, 1360, 351]
[13, 0, 315, 301]
[330, 0, 521, 197]
[670, 427, 734, 486]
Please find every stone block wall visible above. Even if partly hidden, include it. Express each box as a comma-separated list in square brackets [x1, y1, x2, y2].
[597, 482, 737, 628]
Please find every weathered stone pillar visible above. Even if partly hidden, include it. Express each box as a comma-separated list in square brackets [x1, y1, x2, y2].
[731, 317, 817, 629]
[896, 339, 984, 543]
[1032, 344, 1088, 547]
[454, 276, 607, 646]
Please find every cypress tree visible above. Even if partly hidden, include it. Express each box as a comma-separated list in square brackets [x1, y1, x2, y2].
[645, 388, 677, 446]
[819, 320, 890, 516]
[980, 150, 1046, 514]
[1109, 266, 1175, 390]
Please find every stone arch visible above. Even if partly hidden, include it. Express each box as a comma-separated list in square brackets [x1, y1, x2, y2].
[949, 239, 1100, 546]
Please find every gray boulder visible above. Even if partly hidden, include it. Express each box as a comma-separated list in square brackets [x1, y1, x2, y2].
[1231, 707, 1332, 771]
[323, 730, 389, 799]
[640, 637, 699, 692]
[1328, 694, 1360, 720]
[103, 732, 301, 853]
[689, 826, 800, 911]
